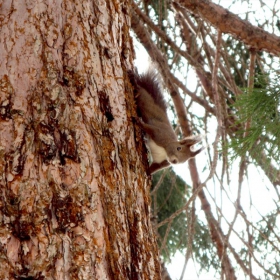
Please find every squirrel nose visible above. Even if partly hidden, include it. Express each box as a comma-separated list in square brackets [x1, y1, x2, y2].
[172, 159, 178, 164]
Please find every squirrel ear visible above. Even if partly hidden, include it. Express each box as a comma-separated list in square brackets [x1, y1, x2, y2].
[179, 135, 202, 146]
[190, 147, 204, 157]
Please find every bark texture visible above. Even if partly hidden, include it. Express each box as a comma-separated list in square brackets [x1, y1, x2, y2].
[0, 0, 160, 279]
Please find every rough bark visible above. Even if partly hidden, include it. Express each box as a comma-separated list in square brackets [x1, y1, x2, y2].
[0, 0, 160, 279]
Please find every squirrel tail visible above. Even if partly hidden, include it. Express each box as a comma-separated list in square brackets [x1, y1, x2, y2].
[129, 69, 167, 112]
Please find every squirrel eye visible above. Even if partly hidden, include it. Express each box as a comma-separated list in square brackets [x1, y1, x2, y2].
[177, 147, 182, 151]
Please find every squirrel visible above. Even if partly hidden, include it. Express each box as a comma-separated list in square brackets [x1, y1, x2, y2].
[130, 69, 203, 174]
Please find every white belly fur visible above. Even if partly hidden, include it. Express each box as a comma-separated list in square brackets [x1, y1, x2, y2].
[146, 138, 167, 163]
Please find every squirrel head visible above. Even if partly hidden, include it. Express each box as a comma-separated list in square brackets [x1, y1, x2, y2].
[165, 136, 203, 164]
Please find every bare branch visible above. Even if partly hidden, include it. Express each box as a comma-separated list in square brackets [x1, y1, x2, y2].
[176, 0, 280, 55]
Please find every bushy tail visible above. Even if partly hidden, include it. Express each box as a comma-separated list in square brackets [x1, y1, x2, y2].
[129, 69, 167, 112]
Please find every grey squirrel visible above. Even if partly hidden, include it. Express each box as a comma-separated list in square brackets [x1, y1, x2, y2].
[130, 69, 203, 174]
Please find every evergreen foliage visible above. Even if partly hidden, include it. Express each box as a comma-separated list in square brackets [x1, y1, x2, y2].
[152, 170, 219, 271]
[151, 170, 189, 260]
[231, 76, 280, 172]
[253, 211, 280, 278]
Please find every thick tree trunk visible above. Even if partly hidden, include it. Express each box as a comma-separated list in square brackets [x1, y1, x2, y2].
[0, 1, 160, 279]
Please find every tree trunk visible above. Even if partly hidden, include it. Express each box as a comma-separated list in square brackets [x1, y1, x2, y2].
[0, 1, 160, 279]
